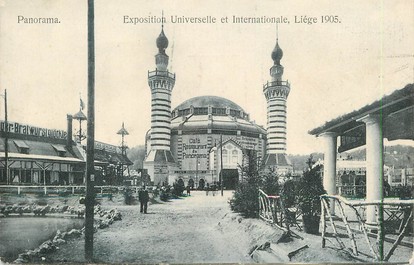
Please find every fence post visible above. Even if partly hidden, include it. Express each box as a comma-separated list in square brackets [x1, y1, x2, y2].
[18, 186, 21, 195]
[321, 197, 326, 248]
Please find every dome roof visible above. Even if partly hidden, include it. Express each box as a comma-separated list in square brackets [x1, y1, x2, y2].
[271, 41, 283, 65]
[170, 95, 266, 135]
[156, 28, 169, 53]
[173, 96, 245, 112]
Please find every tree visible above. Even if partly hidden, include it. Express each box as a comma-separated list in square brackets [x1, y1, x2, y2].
[261, 167, 280, 196]
[229, 150, 262, 218]
[296, 156, 326, 234]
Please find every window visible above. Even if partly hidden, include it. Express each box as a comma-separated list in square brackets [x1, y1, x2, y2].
[222, 149, 228, 164]
[52, 145, 67, 157]
[232, 150, 238, 164]
[13, 140, 30, 154]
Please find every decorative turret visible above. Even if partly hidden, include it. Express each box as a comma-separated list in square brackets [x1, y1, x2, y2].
[262, 29, 292, 174]
[155, 26, 169, 71]
[144, 24, 177, 185]
[270, 40, 285, 82]
[271, 41, 283, 65]
[156, 27, 169, 54]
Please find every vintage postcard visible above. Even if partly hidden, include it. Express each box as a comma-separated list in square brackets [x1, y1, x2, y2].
[0, 0, 413, 264]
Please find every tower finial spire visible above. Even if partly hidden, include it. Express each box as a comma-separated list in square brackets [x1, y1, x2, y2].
[276, 22, 278, 42]
[162, 10, 164, 29]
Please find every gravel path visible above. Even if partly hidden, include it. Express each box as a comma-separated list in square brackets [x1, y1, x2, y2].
[48, 191, 254, 263]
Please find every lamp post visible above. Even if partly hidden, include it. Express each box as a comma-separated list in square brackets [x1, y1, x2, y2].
[195, 152, 199, 189]
[117, 122, 129, 182]
[220, 134, 223, 196]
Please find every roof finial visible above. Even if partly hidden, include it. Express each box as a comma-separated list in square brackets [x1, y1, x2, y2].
[162, 10, 164, 29]
[276, 22, 279, 42]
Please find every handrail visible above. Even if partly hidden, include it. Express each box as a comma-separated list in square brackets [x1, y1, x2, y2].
[320, 194, 413, 262]
[321, 194, 414, 206]
[148, 69, 175, 79]
[258, 189, 288, 232]
[263, 80, 290, 89]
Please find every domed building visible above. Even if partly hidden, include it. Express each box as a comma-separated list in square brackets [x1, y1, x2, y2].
[170, 96, 267, 188]
[143, 26, 292, 187]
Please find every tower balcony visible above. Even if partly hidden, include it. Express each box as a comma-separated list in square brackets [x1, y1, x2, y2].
[263, 80, 290, 91]
[148, 69, 176, 79]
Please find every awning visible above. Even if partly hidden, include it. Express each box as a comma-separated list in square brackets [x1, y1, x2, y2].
[52, 144, 67, 153]
[0, 152, 84, 163]
[13, 140, 30, 149]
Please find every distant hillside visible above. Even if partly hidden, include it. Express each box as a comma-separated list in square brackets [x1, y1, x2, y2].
[127, 145, 146, 170]
[288, 145, 414, 172]
[343, 145, 414, 168]
[127, 145, 413, 172]
[288, 153, 323, 172]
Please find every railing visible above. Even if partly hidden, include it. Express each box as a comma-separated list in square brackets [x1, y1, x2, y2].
[258, 189, 289, 232]
[320, 195, 414, 262]
[337, 185, 366, 197]
[263, 80, 290, 89]
[148, 69, 175, 79]
[0, 185, 148, 195]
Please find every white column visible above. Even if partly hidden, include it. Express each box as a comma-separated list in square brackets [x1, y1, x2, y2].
[320, 132, 337, 215]
[358, 114, 383, 226]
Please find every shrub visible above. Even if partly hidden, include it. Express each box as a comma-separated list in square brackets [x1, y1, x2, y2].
[172, 180, 185, 197]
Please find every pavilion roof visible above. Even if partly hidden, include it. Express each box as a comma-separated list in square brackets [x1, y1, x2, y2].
[309, 83, 413, 152]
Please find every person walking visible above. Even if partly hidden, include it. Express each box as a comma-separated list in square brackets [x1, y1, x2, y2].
[138, 185, 150, 214]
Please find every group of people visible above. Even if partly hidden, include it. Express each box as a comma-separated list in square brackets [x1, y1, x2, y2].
[205, 183, 218, 196]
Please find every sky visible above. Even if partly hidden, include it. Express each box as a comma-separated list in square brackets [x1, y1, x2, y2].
[0, 0, 413, 155]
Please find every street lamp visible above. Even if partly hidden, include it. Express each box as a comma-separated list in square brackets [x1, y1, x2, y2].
[195, 153, 200, 189]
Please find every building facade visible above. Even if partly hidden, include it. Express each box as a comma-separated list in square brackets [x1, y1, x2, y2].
[0, 117, 131, 186]
[143, 27, 294, 187]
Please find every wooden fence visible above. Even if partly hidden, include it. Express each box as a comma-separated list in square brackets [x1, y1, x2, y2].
[320, 194, 413, 262]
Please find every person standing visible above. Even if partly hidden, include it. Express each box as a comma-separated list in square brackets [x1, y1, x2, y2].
[186, 185, 191, 196]
[138, 185, 150, 213]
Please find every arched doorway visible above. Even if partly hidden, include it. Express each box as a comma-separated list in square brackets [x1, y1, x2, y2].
[198, 179, 205, 190]
[188, 178, 194, 189]
[178, 178, 185, 187]
[222, 169, 239, 190]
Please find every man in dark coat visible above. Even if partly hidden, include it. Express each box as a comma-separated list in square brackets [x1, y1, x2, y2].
[138, 185, 150, 213]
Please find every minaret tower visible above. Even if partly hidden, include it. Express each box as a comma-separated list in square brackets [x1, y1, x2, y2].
[143, 24, 177, 185]
[262, 31, 292, 174]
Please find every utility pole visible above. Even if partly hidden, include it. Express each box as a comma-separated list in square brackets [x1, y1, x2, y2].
[220, 134, 223, 196]
[85, 0, 95, 261]
[2, 90, 9, 185]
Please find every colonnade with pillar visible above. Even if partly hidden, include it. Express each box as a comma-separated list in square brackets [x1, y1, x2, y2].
[319, 114, 383, 225]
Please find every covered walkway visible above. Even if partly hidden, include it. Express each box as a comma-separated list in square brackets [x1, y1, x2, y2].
[309, 83, 413, 225]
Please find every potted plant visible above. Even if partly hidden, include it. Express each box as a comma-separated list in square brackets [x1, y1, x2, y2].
[296, 158, 326, 234]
